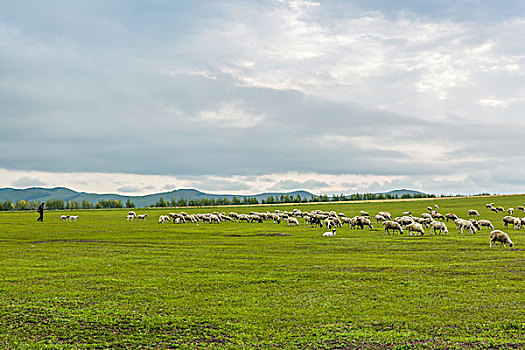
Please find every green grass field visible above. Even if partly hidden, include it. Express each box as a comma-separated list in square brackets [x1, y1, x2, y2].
[1, 195, 524, 349]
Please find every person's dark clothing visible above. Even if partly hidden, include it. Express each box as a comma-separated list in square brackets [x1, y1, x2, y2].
[37, 203, 44, 222]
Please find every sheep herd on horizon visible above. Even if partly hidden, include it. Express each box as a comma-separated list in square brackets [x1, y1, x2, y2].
[120, 201, 521, 248]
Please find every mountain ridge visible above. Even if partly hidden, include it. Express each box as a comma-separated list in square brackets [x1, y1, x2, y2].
[0, 187, 426, 207]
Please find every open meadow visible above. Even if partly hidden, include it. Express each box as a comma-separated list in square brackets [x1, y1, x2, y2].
[1, 195, 525, 349]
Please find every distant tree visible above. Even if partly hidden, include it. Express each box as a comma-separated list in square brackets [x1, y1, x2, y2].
[125, 198, 135, 208]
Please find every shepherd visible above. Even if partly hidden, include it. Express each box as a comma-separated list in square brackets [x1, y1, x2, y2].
[37, 203, 44, 222]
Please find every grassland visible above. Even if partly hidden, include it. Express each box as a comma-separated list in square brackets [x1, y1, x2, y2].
[1, 195, 524, 349]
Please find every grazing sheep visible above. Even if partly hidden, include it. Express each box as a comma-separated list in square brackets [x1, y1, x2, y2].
[324, 217, 338, 229]
[434, 204, 439, 210]
[490, 230, 514, 248]
[478, 220, 494, 230]
[323, 229, 336, 237]
[374, 214, 387, 223]
[431, 212, 445, 220]
[395, 216, 414, 228]
[126, 214, 135, 221]
[496, 206, 505, 212]
[60, 215, 70, 221]
[430, 221, 448, 235]
[508, 208, 514, 215]
[359, 210, 370, 217]
[158, 215, 171, 224]
[209, 214, 221, 224]
[485, 203, 493, 208]
[421, 213, 432, 219]
[378, 211, 391, 220]
[469, 219, 481, 230]
[287, 217, 300, 226]
[468, 209, 480, 217]
[406, 222, 425, 236]
[445, 213, 458, 222]
[69, 215, 79, 222]
[491, 207, 499, 213]
[137, 214, 147, 220]
[502, 216, 518, 229]
[355, 216, 373, 230]
[517, 206, 525, 212]
[427, 206, 432, 212]
[128, 211, 137, 217]
[383, 221, 403, 235]
[455, 219, 477, 234]
[403, 211, 412, 216]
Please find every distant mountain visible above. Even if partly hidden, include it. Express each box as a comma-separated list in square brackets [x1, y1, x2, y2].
[375, 189, 427, 198]
[0, 187, 316, 207]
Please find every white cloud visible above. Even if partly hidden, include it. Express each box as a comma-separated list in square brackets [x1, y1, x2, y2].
[479, 97, 525, 108]
[194, 101, 266, 128]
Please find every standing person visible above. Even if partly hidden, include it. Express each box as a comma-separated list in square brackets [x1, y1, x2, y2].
[37, 202, 44, 222]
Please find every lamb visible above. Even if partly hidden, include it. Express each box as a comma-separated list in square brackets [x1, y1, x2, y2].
[287, 217, 300, 226]
[406, 222, 425, 236]
[136, 214, 147, 220]
[403, 211, 412, 216]
[126, 214, 135, 221]
[69, 215, 79, 222]
[508, 208, 514, 215]
[430, 221, 448, 235]
[158, 215, 171, 224]
[323, 229, 336, 237]
[478, 219, 494, 230]
[490, 230, 514, 248]
[383, 221, 403, 235]
[468, 209, 480, 217]
[455, 219, 477, 234]
[128, 211, 136, 218]
[60, 215, 70, 221]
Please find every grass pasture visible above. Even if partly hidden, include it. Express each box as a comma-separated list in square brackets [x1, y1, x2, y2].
[1, 195, 525, 349]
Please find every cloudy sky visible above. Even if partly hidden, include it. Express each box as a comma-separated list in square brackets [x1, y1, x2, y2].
[1, 0, 524, 196]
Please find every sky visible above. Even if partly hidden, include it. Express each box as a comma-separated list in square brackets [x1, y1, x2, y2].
[1, 0, 524, 196]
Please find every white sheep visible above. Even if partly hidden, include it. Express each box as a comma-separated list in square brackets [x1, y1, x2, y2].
[508, 208, 514, 215]
[128, 211, 136, 217]
[490, 230, 514, 248]
[430, 221, 448, 235]
[126, 214, 135, 221]
[502, 216, 518, 229]
[287, 217, 300, 226]
[137, 214, 147, 220]
[406, 222, 425, 236]
[69, 215, 79, 222]
[60, 215, 70, 221]
[378, 211, 391, 220]
[478, 220, 494, 230]
[323, 229, 336, 237]
[158, 215, 171, 224]
[455, 219, 477, 234]
[383, 221, 403, 235]
[445, 213, 458, 222]
[468, 209, 480, 217]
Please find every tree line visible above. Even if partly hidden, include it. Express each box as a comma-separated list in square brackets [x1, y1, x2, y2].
[0, 192, 445, 211]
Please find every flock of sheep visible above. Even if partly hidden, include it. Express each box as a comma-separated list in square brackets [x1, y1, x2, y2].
[123, 201, 519, 248]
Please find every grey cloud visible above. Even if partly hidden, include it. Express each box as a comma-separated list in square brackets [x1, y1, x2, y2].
[116, 185, 156, 193]
[268, 179, 330, 191]
[11, 176, 46, 187]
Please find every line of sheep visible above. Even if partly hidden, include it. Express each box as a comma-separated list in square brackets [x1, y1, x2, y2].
[128, 201, 519, 248]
